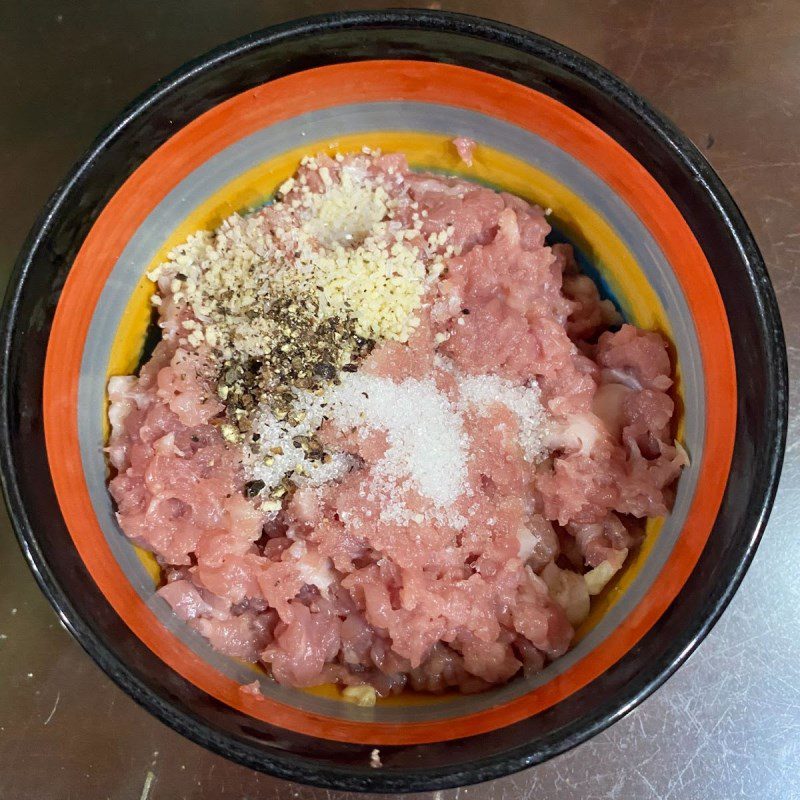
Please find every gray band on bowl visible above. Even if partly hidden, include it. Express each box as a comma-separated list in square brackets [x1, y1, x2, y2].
[77, 102, 703, 723]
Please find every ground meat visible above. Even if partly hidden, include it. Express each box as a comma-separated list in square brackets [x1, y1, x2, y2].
[107, 152, 685, 696]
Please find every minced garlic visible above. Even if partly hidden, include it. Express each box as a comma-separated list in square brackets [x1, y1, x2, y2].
[342, 684, 377, 707]
[151, 154, 448, 355]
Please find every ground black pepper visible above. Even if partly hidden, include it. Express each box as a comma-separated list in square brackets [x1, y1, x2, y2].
[214, 291, 373, 445]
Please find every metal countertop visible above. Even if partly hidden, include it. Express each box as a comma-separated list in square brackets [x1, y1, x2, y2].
[1, 2, 797, 798]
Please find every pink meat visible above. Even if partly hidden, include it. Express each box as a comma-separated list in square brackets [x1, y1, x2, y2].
[452, 137, 477, 167]
[264, 601, 342, 686]
[193, 610, 275, 662]
[107, 153, 684, 695]
[596, 324, 673, 391]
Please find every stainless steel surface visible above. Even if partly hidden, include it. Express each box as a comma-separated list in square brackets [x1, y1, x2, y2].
[1, 2, 797, 798]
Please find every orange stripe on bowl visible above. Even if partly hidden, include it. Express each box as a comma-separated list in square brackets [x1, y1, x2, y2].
[43, 60, 736, 745]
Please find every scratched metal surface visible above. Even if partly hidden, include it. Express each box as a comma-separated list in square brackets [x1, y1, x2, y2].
[0, 1, 797, 798]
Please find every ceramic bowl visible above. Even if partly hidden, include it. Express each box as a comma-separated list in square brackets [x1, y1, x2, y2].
[0, 11, 786, 792]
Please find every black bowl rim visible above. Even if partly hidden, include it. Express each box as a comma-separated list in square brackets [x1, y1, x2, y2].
[0, 9, 788, 793]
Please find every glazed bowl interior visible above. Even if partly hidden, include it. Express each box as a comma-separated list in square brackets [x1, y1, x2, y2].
[0, 11, 785, 793]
